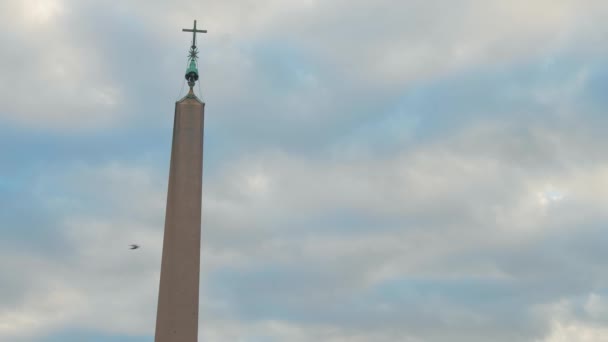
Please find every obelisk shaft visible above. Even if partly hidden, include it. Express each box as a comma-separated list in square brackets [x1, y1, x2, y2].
[155, 96, 204, 342]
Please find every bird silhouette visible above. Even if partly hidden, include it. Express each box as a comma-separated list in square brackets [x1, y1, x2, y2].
[129, 244, 140, 250]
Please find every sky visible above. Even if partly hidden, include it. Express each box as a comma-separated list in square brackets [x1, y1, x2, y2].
[2, 0, 608, 341]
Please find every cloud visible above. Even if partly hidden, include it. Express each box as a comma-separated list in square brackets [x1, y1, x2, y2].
[0, 162, 162, 340]
[3, 0, 608, 131]
[3, 0, 608, 341]
[4, 114, 608, 341]
[537, 294, 608, 342]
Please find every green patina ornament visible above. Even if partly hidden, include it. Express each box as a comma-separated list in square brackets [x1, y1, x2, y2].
[185, 58, 199, 81]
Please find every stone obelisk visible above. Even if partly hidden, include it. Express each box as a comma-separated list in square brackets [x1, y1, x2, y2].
[155, 20, 207, 342]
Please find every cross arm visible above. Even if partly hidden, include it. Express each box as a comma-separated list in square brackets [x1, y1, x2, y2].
[182, 29, 208, 33]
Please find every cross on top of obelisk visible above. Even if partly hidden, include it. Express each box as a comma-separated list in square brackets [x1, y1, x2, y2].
[182, 20, 207, 50]
[182, 20, 207, 92]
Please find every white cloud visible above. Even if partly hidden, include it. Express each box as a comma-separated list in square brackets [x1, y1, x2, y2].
[539, 296, 608, 342]
[542, 322, 608, 342]
[3, 1, 608, 341]
[0, 287, 85, 339]
[4, 117, 608, 340]
[3, 0, 608, 130]
[24, 0, 66, 24]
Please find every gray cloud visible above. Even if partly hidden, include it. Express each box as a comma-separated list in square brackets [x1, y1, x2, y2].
[5, 114, 608, 341]
[3, 0, 608, 341]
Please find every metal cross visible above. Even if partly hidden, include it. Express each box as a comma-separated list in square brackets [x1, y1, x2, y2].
[182, 20, 207, 48]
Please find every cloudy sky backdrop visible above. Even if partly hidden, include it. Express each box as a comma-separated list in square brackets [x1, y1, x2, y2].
[2, 0, 608, 341]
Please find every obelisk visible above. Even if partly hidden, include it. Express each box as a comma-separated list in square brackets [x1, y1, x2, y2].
[155, 20, 207, 342]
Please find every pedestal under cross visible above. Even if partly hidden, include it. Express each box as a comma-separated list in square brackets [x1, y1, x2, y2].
[154, 20, 207, 342]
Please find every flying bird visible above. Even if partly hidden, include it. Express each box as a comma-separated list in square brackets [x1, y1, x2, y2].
[129, 244, 140, 250]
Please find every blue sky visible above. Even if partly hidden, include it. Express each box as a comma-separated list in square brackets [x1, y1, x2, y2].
[2, 0, 608, 341]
